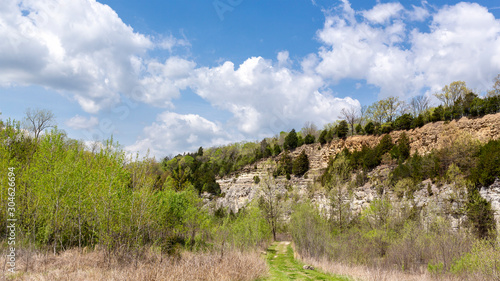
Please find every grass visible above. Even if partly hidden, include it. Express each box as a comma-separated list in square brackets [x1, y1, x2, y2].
[1, 247, 268, 281]
[262, 241, 351, 281]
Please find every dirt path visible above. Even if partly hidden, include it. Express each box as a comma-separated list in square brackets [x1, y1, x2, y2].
[263, 241, 351, 281]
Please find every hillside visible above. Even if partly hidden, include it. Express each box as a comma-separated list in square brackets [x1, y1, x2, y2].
[214, 112, 500, 226]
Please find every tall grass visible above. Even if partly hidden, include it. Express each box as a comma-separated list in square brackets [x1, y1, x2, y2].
[1, 247, 268, 281]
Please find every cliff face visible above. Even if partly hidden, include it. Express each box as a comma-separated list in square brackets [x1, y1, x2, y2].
[211, 113, 500, 227]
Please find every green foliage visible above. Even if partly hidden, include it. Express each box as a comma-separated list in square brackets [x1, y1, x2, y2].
[412, 114, 425, 128]
[394, 114, 413, 131]
[377, 134, 394, 156]
[284, 129, 298, 150]
[318, 130, 328, 144]
[304, 134, 315, 144]
[292, 150, 310, 177]
[217, 204, 271, 251]
[273, 143, 282, 155]
[253, 175, 261, 184]
[470, 139, 500, 187]
[336, 120, 349, 139]
[275, 150, 293, 177]
[451, 240, 500, 279]
[355, 123, 364, 135]
[364, 121, 375, 135]
[392, 132, 410, 162]
[466, 189, 496, 240]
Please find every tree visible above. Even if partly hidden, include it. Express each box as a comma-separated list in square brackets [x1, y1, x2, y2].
[273, 143, 282, 156]
[337, 120, 349, 139]
[396, 132, 410, 161]
[393, 113, 413, 131]
[355, 123, 364, 135]
[359, 105, 368, 127]
[258, 174, 283, 241]
[23, 108, 56, 139]
[318, 130, 327, 145]
[487, 74, 500, 97]
[434, 81, 469, 108]
[292, 150, 309, 176]
[325, 155, 352, 231]
[284, 129, 298, 150]
[410, 95, 430, 117]
[339, 106, 359, 136]
[364, 121, 375, 135]
[301, 121, 318, 138]
[304, 134, 315, 144]
[384, 96, 404, 123]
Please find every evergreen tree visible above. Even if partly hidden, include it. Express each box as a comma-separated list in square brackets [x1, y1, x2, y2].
[284, 129, 298, 150]
[304, 134, 315, 144]
[364, 121, 375, 135]
[337, 120, 349, 139]
[273, 143, 282, 156]
[292, 150, 310, 176]
[318, 130, 327, 144]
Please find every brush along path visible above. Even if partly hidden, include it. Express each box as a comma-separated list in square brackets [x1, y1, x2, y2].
[263, 241, 351, 281]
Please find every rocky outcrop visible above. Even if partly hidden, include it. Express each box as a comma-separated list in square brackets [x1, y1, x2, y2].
[213, 113, 500, 224]
[480, 178, 500, 230]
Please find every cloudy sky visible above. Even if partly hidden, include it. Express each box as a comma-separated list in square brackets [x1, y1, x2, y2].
[2, 0, 500, 159]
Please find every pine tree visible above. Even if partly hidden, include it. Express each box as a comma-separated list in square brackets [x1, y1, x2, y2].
[292, 150, 310, 176]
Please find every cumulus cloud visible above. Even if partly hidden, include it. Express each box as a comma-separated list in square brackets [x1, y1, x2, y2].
[362, 2, 404, 24]
[189, 55, 359, 139]
[65, 115, 99, 130]
[0, 0, 190, 113]
[125, 111, 234, 158]
[315, 1, 500, 99]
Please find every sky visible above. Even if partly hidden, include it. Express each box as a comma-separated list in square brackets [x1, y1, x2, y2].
[1, 0, 500, 159]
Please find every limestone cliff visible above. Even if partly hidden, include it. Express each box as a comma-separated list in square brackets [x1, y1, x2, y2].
[210, 113, 500, 227]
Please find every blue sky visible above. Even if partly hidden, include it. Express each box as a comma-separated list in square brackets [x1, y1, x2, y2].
[1, 0, 500, 159]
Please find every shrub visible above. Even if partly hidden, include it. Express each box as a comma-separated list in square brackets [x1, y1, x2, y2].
[364, 121, 375, 135]
[284, 129, 298, 150]
[292, 150, 310, 177]
[304, 134, 315, 144]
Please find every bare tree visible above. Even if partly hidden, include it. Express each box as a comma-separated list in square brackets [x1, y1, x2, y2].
[410, 95, 430, 117]
[339, 106, 359, 136]
[487, 74, 500, 97]
[258, 172, 283, 241]
[300, 121, 318, 138]
[23, 108, 56, 139]
[358, 105, 368, 127]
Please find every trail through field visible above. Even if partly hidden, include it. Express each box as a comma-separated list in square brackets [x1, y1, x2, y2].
[263, 241, 351, 281]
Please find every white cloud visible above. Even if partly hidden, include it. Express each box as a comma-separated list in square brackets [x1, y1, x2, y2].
[316, 1, 500, 99]
[156, 34, 190, 52]
[126, 111, 234, 158]
[0, 0, 190, 113]
[189, 56, 359, 139]
[362, 2, 404, 24]
[65, 115, 99, 130]
[408, 4, 430, 22]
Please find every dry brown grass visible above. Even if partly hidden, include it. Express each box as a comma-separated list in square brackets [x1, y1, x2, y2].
[0, 247, 268, 281]
[294, 246, 493, 281]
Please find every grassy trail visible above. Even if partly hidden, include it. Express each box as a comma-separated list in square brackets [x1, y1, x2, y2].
[262, 241, 351, 281]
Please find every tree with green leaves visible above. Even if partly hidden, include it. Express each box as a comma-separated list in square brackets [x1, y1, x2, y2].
[364, 121, 375, 135]
[304, 134, 315, 144]
[284, 129, 298, 150]
[435, 81, 470, 108]
[337, 120, 349, 139]
[292, 150, 309, 177]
